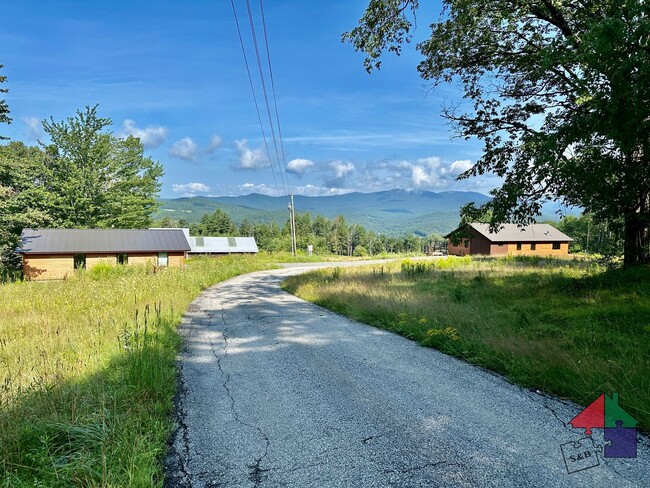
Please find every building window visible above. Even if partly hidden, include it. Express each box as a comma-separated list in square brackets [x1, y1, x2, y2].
[463, 240, 469, 248]
[117, 253, 128, 265]
[498, 243, 504, 246]
[552, 242, 561, 250]
[74, 254, 86, 269]
[516, 243, 522, 251]
[195, 237, 204, 247]
[530, 243, 536, 251]
[158, 252, 168, 267]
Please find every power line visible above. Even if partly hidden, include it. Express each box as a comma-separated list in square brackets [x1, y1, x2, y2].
[229, 0, 283, 202]
[258, 0, 288, 168]
[244, 0, 288, 199]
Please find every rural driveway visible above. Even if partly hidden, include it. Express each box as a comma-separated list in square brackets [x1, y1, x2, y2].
[165, 262, 649, 487]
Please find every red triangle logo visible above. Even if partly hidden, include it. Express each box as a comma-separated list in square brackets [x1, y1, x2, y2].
[569, 393, 605, 435]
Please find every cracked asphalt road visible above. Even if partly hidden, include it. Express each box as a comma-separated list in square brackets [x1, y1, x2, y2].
[164, 263, 649, 487]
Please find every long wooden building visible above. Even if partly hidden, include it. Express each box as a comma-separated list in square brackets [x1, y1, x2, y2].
[19, 228, 190, 280]
[445, 223, 573, 257]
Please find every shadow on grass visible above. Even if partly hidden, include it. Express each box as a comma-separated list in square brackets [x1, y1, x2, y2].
[283, 264, 650, 432]
[0, 317, 178, 487]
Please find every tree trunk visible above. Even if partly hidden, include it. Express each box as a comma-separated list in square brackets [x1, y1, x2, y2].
[623, 212, 650, 266]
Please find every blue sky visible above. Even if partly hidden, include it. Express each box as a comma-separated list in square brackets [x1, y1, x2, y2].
[2, 0, 499, 198]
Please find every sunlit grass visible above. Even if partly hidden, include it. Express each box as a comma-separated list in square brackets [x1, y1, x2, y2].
[282, 257, 650, 431]
[0, 255, 275, 486]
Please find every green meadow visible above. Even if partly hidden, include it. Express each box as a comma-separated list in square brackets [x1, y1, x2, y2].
[282, 256, 650, 431]
[0, 256, 274, 487]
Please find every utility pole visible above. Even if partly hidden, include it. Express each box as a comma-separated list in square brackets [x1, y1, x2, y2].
[288, 194, 297, 256]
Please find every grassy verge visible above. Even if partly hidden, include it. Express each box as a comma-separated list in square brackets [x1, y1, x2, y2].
[282, 256, 650, 430]
[0, 255, 274, 486]
[260, 250, 428, 263]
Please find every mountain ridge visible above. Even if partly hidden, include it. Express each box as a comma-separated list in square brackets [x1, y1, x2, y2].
[155, 189, 574, 236]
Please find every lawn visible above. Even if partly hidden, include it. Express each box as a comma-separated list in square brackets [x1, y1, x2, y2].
[0, 256, 275, 487]
[282, 256, 650, 431]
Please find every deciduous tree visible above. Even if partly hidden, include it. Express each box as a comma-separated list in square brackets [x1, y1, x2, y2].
[0, 65, 10, 140]
[42, 106, 163, 228]
[345, 0, 650, 265]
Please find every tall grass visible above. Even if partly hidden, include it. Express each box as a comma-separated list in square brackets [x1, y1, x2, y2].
[282, 257, 650, 431]
[0, 256, 274, 486]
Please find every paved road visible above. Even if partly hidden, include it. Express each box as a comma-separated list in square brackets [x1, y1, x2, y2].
[165, 263, 649, 487]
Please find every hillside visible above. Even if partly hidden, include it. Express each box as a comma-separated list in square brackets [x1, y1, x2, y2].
[155, 189, 575, 236]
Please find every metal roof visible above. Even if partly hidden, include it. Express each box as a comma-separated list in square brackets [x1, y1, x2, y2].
[19, 228, 191, 254]
[187, 236, 259, 254]
[466, 223, 573, 242]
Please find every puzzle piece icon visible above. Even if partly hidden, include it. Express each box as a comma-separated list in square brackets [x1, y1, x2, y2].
[604, 421, 637, 458]
[560, 437, 600, 474]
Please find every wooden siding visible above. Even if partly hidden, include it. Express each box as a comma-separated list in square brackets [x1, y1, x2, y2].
[23, 251, 187, 280]
[447, 238, 471, 256]
[23, 254, 74, 280]
[86, 254, 117, 268]
[506, 242, 570, 256]
[127, 253, 158, 266]
[168, 253, 186, 267]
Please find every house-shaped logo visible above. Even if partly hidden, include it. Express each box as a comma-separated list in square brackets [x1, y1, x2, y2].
[569, 392, 638, 458]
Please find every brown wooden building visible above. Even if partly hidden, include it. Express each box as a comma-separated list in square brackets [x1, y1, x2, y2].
[445, 223, 573, 257]
[19, 228, 190, 280]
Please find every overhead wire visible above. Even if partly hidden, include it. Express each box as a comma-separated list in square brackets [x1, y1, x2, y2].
[244, 0, 289, 201]
[258, 0, 288, 172]
[229, 0, 284, 203]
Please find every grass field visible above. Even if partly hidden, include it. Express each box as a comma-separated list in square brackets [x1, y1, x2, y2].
[0, 256, 275, 487]
[282, 256, 650, 431]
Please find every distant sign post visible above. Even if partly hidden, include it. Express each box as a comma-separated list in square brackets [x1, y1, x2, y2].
[307, 244, 313, 256]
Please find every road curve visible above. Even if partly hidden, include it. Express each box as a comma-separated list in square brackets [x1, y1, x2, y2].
[164, 264, 649, 487]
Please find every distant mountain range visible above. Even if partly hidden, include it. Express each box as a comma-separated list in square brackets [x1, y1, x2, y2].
[154, 189, 576, 237]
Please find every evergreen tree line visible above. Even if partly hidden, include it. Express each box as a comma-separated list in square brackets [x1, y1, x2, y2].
[156, 209, 444, 256]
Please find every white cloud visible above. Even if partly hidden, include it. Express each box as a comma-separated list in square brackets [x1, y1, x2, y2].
[207, 135, 222, 154]
[22, 117, 43, 140]
[412, 165, 436, 187]
[120, 119, 168, 148]
[172, 182, 210, 194]
[330, 160, 355, 178]
[418, 156, 441, 169]
[234, 139, 269, 169]
[169, 137, 198, 162]
[286, 158, 314, 176]
[449, 159, 472, 174]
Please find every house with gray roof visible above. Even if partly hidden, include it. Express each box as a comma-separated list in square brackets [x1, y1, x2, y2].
[19, 228, 191, 280]
[445, 222, 573, 257]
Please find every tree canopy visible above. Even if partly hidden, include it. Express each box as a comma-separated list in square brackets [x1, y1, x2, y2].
[42, 106, 164, 228]
[344, 0, 650, 265]
[0, 65, 10, 140]
[0, 106, 164, 274]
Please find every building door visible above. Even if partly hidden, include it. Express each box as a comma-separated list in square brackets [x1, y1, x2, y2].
[157, 252, 168, 267]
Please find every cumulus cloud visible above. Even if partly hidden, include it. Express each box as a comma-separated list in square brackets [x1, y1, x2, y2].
[120, 119, 168, 148]
[449, 159, 473, 174]
[286, 158, 314, 176]
[22, 117, 44, 140]
[169, 137, 198, 162]
[207, 135, 222, 154]
[323, 160, 355, 188]
[172, 182, 210, 194]
[330, 160, 355, 178]
[234, 139, 269, 169]
[418, 156, 442, 169]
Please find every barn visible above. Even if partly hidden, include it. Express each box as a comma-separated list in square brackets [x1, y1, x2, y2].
[187, 235, 259, 255]
[445, 223, 573, 257]
[19, 228, 191, 280]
